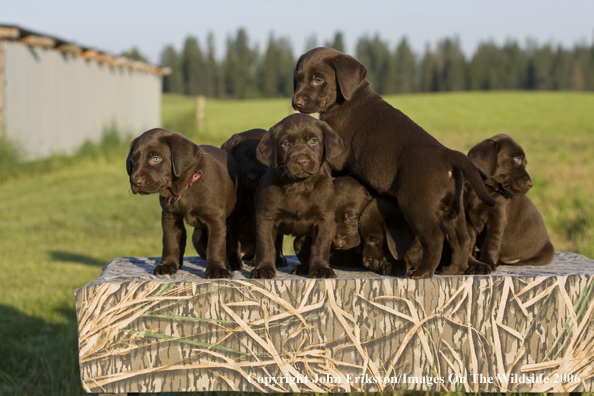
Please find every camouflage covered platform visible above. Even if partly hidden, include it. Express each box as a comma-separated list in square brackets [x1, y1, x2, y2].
[75, 253, 594, 393]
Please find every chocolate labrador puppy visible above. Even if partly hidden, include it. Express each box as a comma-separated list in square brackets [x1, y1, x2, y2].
[221, 128, 288, 266]
[359, 196, 415, 275]
[292, 47, 496, 278]
[220, 129, 268, 261]
[126, 128, 242, 278]
[464, 134, 554, 274]
[250, 114, 343, 279]
[294, 175, 374, 269]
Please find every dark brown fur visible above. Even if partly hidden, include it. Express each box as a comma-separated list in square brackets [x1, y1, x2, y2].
[126, 128, 242, 278]
[464, 134, 554, 274]
[359, 196, 415, 275]
[250, 114, 343, 279]
[219, 129, 266, 259]
[294, 175, 374, 269]
[292, 47, 496, 278]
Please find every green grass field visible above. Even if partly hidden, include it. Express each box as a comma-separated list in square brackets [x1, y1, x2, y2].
[0, 91, 593, 395]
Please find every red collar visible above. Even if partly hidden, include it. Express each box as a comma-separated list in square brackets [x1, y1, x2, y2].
[167, 170, 202, 204]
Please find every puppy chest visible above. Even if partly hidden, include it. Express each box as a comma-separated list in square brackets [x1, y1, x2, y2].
[183, 212, 208, 228]
[276, 207, 327, 236]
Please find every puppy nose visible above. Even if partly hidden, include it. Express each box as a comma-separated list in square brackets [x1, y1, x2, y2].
[246, 172, 258, 182]
[293, 98, 304, 108]
[334, 238, 345, 248]
[526, 179, 533, 189]
[132, 177, 143, 187]
[296, 157, 309, 167]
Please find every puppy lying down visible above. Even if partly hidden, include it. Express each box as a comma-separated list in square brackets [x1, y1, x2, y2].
[294, 175, 374, 269]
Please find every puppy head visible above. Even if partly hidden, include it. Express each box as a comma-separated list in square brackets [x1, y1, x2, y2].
[468, 134, 533, 196]
[127, 128, 200, 195]
[292, 47, 367, 114]
[359, 197, 404, 264]
[332, 177, 373, 250]
[257, 114, 343, 179]
[221, 129, 267, 190]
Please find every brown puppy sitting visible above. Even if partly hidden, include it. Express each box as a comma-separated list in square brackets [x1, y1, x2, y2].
[464, 134, 554, 274]
[127, 128, 242, 278]
[292, 47, 496, 278]
[250, 114, 343, 279]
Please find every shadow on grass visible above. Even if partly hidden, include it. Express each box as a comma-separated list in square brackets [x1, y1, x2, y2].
[0, 304, 81, 396]
[48, 251, 105, 267]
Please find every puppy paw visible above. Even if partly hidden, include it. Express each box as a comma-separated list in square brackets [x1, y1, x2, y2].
[249, 267, 276, 279]
[409, 267, 435, 279]
[309, 267, 337, 279]
[378, 262, 393, 275]
[276, 255, 288, 267]
[466, 262, 495, 275]
[292, 264, 309, 275]
[363, 256, 386, 272]
[405, 268, 416, 278]
[205, 266, 231, 279]
[154, 262, 179, 275]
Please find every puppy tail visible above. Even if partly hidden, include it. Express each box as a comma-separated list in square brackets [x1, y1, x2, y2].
[449, 168, 463, 219]
[451, 151, 496, 207]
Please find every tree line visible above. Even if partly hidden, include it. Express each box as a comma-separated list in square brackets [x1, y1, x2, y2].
[131, 29, 594, 98]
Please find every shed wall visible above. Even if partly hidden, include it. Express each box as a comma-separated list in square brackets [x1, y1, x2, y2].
[3, 41, 161, 160]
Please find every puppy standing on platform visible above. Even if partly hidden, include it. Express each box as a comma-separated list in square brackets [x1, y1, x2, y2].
[250, 114, 343, 279]
[126, 128, 242, 278]
[464, 134, 554, 274]
[292, 47, 496, 278]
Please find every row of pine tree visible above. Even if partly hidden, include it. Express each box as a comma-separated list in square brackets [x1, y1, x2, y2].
[127, 29, 594, 98]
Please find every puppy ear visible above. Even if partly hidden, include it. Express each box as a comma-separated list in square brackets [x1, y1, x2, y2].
[332, 54, 367, 100]
[320, 122, 344, 166]
[166, 133, 200, 178]
[220, 133, 242, 152]
[256, 127, 277, 168]
[221, 129, 267, 152]
[126, 138, 138, 176]
[293, 54, 305, 92]
[468, 138, 499, 177]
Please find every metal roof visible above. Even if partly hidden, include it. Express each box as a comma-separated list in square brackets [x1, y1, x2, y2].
[0, 24, 169, 75]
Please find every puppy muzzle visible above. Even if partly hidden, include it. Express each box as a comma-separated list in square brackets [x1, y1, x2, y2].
[333, 234, 360, 250]
[284, 151, 320, 179]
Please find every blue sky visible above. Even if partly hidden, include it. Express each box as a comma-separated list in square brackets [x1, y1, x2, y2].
[2, 0, 593, 64]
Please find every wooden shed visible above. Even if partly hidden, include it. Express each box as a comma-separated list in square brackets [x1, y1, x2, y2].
[0, 24, 168, 161]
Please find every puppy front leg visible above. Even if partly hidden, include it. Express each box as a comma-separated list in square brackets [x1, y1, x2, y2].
[225, 213, 243, 271]
[478, 206, 507, 268]
[292, 235, 312, 275]
[155, 213, 186, 275]
[204, 218, 231, 279]
[309, 219, 337, 279]
[250, 219, 278, 279]
[465, 225, 495, 274]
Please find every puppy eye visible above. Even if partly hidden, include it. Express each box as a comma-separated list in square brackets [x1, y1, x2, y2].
[309, 138, 318, 145]
[282, 140, 292, 148]
[150, 156, 162, 164]
[513, 156, 522, 164]
[240, 152, 250, 159]
[313, 77, 324, 85]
